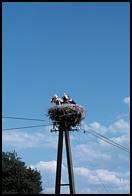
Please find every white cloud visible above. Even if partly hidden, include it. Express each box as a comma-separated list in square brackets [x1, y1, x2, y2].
[108, 119, 130, 132]
[123, 96, 130, 108]
[72, 119, 130, 172]
[88, 122, 107, 134]
[77, 187, 99, 194]
[95, 169, 129, 186]
[30, 160, 67, 180]
[82, 121, 107, 135]
[74, 167, 130, 192]
[30, 160, 130, 194]
[82, 118, 129, 136]
[81, 96, 130, 135]
[111, 134, 130, 148]
[30, 160, 57, 173]
[74, 144, 111, 162]
[29, 160, 69, 194]
[2, 127, 58, 149]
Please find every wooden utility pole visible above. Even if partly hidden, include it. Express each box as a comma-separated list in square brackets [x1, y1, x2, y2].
[55, 130, 75, 194]
[48, 103, 85, 194]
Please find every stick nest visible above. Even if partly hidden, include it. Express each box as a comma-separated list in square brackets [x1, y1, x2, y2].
[48, 104, 85, 131]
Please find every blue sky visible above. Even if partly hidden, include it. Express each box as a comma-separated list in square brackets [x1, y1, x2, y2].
[2, 2, 130, 194]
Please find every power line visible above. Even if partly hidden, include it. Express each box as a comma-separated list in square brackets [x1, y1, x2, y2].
[86, 129, 129, 153]
[2, 116, 46, 122]
[2, 116, 129, 152]
[82, 128, 130, 153]
[3, 124, 52, 131]
[80, 129, 129, 192]
[2, 111, 85, 123]
[88, 127, 129, 151]
[2, 113, 78, 123]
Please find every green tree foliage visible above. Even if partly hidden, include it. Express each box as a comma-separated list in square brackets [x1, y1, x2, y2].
[2, 151, 43, 194]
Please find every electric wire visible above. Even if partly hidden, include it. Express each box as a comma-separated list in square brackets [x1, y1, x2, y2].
[3, 124, 52, 131]
[82, 128, 129, 153]
[81, 128, 130, 193]
[2, 116, 129, 152]
[85, 128, 129, 153]
[88, 128, 129, 152]
[88, 127, 129, 151]
[2, 116, 45, 122]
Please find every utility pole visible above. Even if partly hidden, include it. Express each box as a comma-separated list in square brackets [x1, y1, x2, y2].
[55, 130, 75, 194]
[48, 102, 85, 194]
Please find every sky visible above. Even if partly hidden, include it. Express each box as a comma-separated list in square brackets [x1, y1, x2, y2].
[2, 2, 130, 194]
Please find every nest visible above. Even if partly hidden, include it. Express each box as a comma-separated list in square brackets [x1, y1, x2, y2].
[48, 104, 85, 131]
